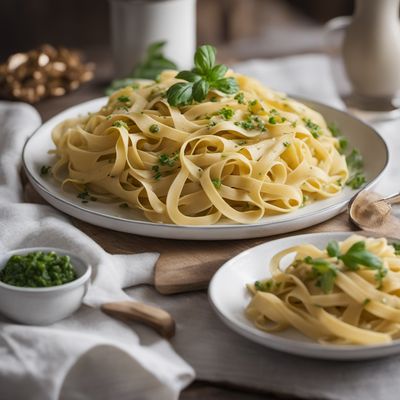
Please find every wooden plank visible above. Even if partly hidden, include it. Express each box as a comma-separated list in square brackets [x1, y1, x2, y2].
[23, 182, 352, 296]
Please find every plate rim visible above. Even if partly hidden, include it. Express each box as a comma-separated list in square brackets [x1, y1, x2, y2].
[22, 96, 389, 232]
[208, 231, 400, 359]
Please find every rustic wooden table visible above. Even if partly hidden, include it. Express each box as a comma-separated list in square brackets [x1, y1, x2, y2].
[30, 50, 348, 399]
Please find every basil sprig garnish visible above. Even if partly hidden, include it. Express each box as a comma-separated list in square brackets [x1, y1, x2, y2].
[167, 45, 239, 107]
[106, 41, 177, 95]
[304, 240, 387, 293]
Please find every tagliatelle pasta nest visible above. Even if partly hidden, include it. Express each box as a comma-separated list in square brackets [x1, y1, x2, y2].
[51, 70, 349, 225]
[246, 235, 400, 345]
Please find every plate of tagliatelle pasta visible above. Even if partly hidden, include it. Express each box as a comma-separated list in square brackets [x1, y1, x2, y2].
[209, 232, 400, 360]
[22, 46, 388, 240]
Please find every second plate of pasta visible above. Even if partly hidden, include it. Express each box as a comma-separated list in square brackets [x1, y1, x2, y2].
[209, 232, 400, 360]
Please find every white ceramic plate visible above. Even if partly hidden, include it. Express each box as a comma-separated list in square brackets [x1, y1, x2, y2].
[209, 231, 400, 360]
[22, 97, 388, 240]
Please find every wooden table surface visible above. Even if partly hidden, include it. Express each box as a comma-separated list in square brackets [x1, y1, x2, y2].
[30, 49, 343, 400]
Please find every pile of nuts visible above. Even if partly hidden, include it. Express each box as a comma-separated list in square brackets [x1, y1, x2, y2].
[0, 44, 95, 103]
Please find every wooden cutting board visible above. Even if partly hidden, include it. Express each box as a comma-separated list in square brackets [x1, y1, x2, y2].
[23, 181, 352, 294]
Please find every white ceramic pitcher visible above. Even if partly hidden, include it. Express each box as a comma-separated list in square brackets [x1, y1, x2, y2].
[343, 0, 400, 99]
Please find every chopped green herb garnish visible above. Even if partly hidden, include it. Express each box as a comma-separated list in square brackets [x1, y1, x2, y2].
[327, 122, 341, 137]
[159, 152, 179, 167]
[344, 149, 365, 189]
[303, 118, 321, 138]
[283, 141, 290, 148]
[300, 194, 309, 208]
[304, 256, 337, 294]
[268, 116, 277, 124]
[217, 107, 234, 120]
[234, 92, 245, 104]
[149, 124, 160, 133]
[236, 115, 266, 132]
[152, 165, 162, 180]
[167, 45, 239, 106]
[346, 172, 366, 189]
[338, 137, 348, 153]
[40, 165, 51, 176]
[254, 279, 278, 292]
[212, 178, 222, 189]
[328, 122, 349, 154]
[346, 149, 363, 170]
[363, 298, 371, 306]
[112, 120, 129, 129]
[0, 251, 77, 288]
[117, 95, 130, 103]
[391, 242, 400, 255]
[77, 188, 89, 200]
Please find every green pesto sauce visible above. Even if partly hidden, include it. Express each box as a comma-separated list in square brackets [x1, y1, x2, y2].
[0, 251, 78, 288]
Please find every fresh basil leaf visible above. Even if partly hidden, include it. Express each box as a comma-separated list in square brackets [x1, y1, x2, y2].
[147, 41, 167, 58]
[192, 80, 209, 102]
[194, 45, 216, 74]
[327, 240, 340, 258]
[208, 64, 228, 81]
[212, 77, 239, 94]
[339, 241, 383, 271]
[167, 82, 193, 106]
[106, 41, 178, 93]
[176, 70, 201, 82]
[319, 268, 337, 294]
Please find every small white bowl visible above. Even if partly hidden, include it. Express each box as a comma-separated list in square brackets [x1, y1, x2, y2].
[0, 247, 91, 325]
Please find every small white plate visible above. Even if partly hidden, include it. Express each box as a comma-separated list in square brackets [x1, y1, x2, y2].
[209, 232, 400, 360]
[23, 97, 388, 240]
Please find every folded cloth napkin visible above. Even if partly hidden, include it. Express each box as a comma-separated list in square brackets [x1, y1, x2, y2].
[0, 102, 194, 400]
[129, 54, 399, 400]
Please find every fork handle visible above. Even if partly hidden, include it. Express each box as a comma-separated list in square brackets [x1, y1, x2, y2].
[384, 193, 400, 205]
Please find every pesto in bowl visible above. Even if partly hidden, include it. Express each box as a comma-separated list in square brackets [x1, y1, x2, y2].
[0, 251, 78, 288]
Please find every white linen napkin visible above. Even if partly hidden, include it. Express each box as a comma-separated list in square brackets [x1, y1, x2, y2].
[0, 101, 194, 400]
